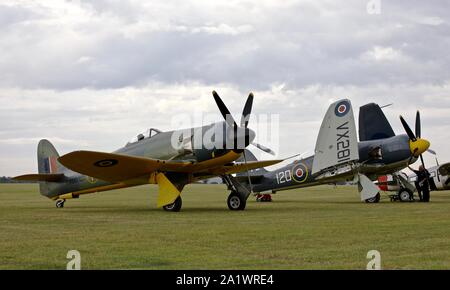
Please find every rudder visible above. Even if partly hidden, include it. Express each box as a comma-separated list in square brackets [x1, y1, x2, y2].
[38, 139, 63, 174]
[37, 139, 66, 196]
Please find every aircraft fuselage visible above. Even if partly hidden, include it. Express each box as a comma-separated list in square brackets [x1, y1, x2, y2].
[42, 121, 252, 198]
[252, 134, 415, 193]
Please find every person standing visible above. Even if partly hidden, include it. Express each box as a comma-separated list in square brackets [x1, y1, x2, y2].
[408, 165, 431, 202]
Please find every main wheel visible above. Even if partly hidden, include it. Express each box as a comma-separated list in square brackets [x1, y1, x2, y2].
[365, 193, 380, 203]
[398, 188, 413, 202]
[227, 192, 246, 211]
[56, 199, 65, 208]
[163, 196, 182, 212]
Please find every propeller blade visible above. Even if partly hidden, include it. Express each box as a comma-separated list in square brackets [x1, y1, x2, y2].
[242, 150, 253, 194]
[251, 142, 276, 155]
[212, 90, 237, 128]
[240, 92, 254, 128]
[399, 115, 417, 141]
[427, 149, 436, 155]
[415, 111, 421, 139]
[419, 154, 426, 168]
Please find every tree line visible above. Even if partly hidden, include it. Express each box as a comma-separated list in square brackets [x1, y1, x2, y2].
[0, 176, 36, 183]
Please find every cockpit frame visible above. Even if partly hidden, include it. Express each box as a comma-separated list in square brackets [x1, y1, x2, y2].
[126, 128, 162, 145]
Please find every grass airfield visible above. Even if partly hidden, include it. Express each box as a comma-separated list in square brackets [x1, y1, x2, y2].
[0, 183, 449, 270]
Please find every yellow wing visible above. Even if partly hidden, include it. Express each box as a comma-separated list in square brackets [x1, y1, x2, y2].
[58, 151, 192, 182]
[59, 150, 282, 183]
[58, 150, 283, 208]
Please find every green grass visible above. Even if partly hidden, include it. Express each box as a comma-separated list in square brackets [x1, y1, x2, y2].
[0, 183, 449, 269]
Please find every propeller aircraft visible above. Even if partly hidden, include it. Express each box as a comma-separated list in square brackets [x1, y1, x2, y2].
[231, 99, 434, 203]
[377, 158, 450, 201]
[13, 92, 283, 211]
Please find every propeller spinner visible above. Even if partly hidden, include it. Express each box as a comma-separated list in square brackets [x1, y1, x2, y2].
[399, 111, 431, 167]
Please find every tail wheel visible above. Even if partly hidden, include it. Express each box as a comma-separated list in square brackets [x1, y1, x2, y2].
[56, 199, 65, 208]
[163, 196, 182, 212]
[399, 188, 413, 202]
[365, 193, 380, 203]
[227, 192, 246, 211]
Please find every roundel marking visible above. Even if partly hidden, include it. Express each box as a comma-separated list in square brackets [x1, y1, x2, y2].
[94, 159, 119, 168]
[334, 100, 350, 117]
[292, 163, 308, 183]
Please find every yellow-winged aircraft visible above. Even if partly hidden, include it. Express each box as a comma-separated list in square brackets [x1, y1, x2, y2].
[14, 92, 283, 212]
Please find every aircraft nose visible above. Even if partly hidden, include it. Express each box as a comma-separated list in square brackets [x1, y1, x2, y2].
[235, 127, 255, 149]
[410, 138, 430, 157]
[226, 126, 255, 150]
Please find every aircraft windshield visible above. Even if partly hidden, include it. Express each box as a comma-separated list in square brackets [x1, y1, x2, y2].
[127, 128, 162, 145]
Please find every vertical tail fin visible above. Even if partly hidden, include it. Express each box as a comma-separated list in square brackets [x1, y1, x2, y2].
[37, 139, 67, 196]
[312, 99, 359, 175]
[38, 139, 64, 174]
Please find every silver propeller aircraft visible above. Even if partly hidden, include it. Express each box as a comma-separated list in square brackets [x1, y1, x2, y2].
[14, 92, 283, 211]
[377, 159, 450, 201]
[231, 99, 433, 203]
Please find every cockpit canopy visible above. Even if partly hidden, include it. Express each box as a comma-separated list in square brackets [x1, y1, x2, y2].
[126, 128, 162, 145]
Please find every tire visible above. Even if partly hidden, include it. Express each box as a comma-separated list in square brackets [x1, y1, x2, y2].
[398, 189, 412, 202]
[227, 192, 246, 211]
[365, 193, 380, 203]
[56, 200, 65, 208]
[163, 196, 182, 212]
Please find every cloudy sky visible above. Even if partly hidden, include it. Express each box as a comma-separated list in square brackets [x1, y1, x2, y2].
[1, 0, 449, 176]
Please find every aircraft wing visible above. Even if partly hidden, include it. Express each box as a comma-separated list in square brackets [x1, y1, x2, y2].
[438, 162, 450, 176]
[58, 150, 193, 182]
[312, 99, 359, 175]
[309, 100, 378, 201]
[59, 150, 283, 183]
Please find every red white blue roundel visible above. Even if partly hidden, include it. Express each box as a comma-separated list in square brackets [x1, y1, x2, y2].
[334, 100, 350, 117]
[292, 163, 308, 183]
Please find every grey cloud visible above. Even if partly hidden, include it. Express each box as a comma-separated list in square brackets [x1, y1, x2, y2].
[0, 1, 449, 175]
[1, 1, 450, 90]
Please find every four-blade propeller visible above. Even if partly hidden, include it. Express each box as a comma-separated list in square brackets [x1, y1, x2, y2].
[212, 91, 275, 155]
[212, 90, 276, 195]
[399, 111, 432, 168]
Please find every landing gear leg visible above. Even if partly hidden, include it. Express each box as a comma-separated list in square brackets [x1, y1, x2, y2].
[56, 199, 65, 208]
[222, 175, 250, 211]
